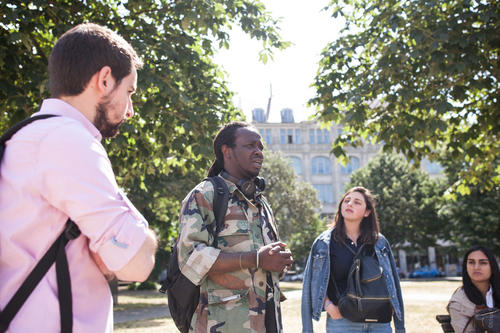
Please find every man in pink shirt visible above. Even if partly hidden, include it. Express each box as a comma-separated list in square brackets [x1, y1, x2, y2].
[0, 23, 157, 332]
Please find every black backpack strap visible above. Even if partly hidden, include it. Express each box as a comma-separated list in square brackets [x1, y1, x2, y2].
[0, 220, 81, 333]
[330, 242, 366, 300]
[205, 176, 229, 247]
[0, 114, 80, 333]
[0, 114, 58, 162]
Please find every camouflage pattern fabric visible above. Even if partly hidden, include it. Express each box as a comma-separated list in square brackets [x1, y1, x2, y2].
[177, 175, 283, 333]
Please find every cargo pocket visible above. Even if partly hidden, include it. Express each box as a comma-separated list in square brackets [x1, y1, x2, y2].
[216, 219, 250, 251]
[207, 288, 249, 305]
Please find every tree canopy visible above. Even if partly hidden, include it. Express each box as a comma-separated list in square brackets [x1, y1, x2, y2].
[438, 159, 500, 254]
[0, 0, 288, 244]
[260, 151, 324, 268]
[312, 0, 500, 193]
[346, 153, 445, 250]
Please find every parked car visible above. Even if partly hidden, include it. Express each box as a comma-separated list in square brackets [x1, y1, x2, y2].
[409, 266, 445, 278]
[282, 272, 304, 282]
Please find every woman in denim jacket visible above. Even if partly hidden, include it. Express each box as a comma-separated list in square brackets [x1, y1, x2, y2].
[301, 187, 405, 333]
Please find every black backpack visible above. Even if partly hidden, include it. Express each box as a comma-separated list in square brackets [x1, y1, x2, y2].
[333, 243, 393, 323]
[159, 176, 229, 333]
[0, 115, 81, 333]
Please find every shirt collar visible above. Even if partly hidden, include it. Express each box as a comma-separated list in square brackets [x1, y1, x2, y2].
[486, 285, 494, 308]
[37, 98, 102, 141]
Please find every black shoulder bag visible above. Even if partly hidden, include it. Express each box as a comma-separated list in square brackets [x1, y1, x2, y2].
[462, 307, 500, 333]
[0, 115, 81, 333]
[332, 243, 393, 323]
[159, 176, 229, 333]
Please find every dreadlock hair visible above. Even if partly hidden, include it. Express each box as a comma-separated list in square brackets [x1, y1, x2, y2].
[330, 186, 380, 245]
[461, 245, 500, 306]
[207, 121, 250, 177]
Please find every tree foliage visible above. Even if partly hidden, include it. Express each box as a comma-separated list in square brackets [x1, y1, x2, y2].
[260, 151, 324, 268]
[313, 0, 500, 193]
[0, 0, 288, 246]
[438, 160, 500, 254]
[439, 186, 500, 255]
[346, 153, 445, 250]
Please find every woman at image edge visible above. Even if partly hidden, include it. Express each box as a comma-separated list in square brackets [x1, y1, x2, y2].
[301, 186, 405, 333]
[447, 245, 500, 333]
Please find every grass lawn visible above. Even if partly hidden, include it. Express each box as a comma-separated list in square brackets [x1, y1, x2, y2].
[114, 279, 461, 333]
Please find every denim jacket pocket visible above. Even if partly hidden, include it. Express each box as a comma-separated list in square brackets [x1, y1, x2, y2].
[312, 253, 327, 271]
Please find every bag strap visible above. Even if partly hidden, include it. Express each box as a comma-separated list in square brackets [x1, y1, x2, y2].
[0, 114, 81, 333]
[330, 242, 367, 299]
[462, 315, 474, 333]
[0, 114, 57, 162]
[205, 176, 229, 246]
[0, 220, 81, 333]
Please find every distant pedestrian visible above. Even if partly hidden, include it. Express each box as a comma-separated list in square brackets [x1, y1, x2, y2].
[301, 186, 405, 332]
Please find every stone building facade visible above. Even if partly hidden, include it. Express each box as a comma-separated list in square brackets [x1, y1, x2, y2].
[252, 107, 381, 217]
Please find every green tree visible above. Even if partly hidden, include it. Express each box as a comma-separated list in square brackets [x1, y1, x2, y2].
[439, 186, 500, 255]
[438, 159, 500, 254]
[312, 0, 500, 193]
[260, 151, 324, 268]
[0, 1, 288, 247]
[346, 153, 445, 250]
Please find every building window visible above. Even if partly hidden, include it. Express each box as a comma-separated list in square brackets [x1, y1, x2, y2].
[323, 129, 330, 144]
[313, 184, 334, 204]
[288, 129, 293, 144]
[317, 129, 323, 144]
[252, 108, 266, 123]
[265, 129, 272, 145]
[280, 129, 286, 144]
[281, 108, 294, 123]
[340, 156, 360, 174]
[309, 129, 315, 144]
[295, 129, 301, 144]
[288, 156, 302, 175]
[312, 156, 331, 174]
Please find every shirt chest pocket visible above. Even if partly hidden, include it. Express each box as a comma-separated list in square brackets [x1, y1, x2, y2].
[215, 218, 250, 251]
[312, 253, 327, 271]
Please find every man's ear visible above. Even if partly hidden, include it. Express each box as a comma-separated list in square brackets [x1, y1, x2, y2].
[221, 144, 231, 160]
[95, 66, 115, 95]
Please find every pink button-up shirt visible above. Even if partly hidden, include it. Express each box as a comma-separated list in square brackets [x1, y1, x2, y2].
[0, 99, 148, 332]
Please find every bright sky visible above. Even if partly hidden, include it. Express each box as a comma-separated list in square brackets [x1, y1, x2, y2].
[214, 0, 343, 123]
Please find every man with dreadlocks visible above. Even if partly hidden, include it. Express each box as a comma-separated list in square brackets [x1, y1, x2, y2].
[176, 121, 293, 332]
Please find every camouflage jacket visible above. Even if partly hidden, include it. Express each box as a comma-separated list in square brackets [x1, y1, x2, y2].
[177, 175, 283, 333]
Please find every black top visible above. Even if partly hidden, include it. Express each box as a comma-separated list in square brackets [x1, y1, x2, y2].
[327, 230, 369, 304]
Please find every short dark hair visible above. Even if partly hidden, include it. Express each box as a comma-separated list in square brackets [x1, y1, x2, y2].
[48, 23, 143, 98]
[462, 245, 500, 306]
[207, 121, 250, 177]
[331, 186, 380, 245]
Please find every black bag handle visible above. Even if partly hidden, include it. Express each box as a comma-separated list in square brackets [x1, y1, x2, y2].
[0, 115, 81, 333]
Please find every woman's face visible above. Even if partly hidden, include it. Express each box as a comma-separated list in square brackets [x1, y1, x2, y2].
[466, 250, 492, 284]
[341, 191, 371, 223]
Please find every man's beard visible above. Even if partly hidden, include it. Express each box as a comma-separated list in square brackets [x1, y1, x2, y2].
[94, 99, 123, 138]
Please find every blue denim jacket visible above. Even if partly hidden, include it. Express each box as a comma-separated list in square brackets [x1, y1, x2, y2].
[301, 229, 405, 333]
